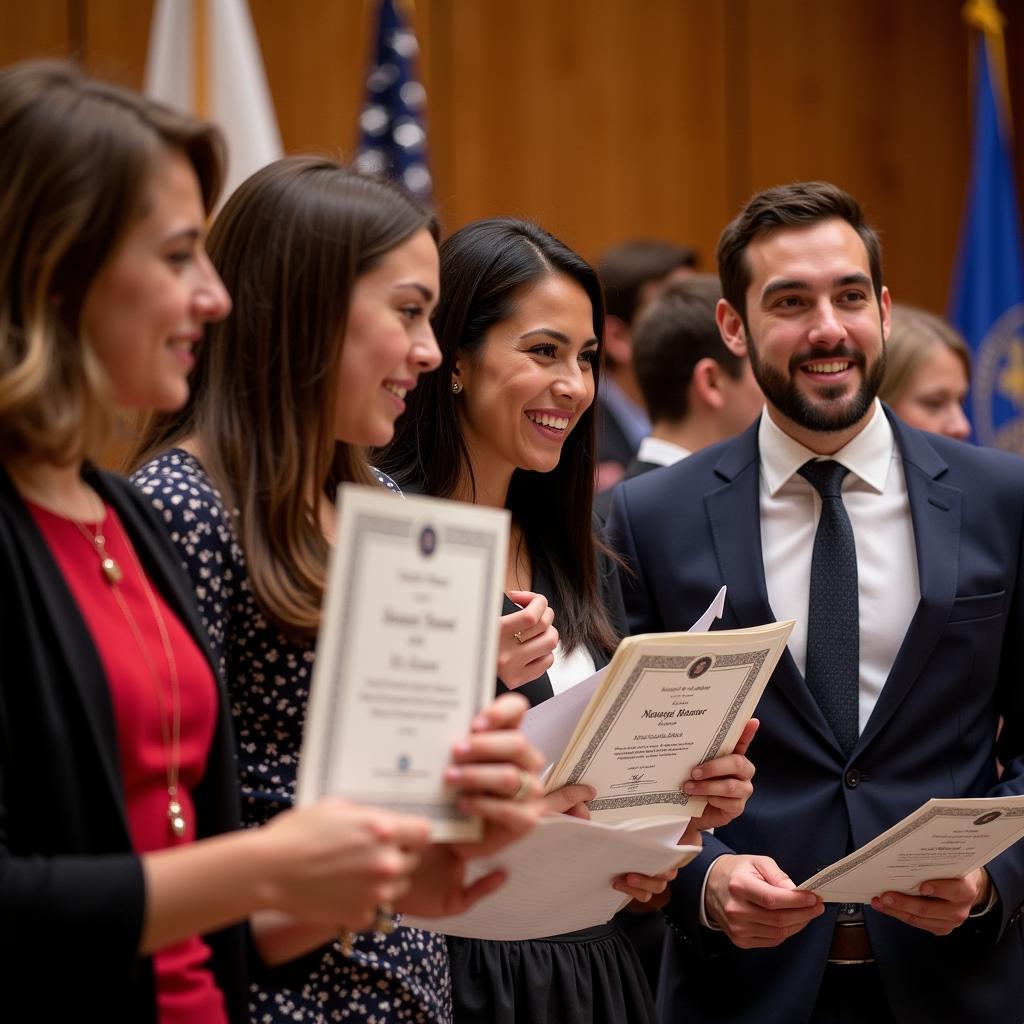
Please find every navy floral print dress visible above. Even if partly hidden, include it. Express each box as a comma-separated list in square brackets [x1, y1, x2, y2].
[133, 449, 451, 1024]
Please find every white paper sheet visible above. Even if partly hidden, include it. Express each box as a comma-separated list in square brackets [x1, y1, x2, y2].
[404, 814, 698, 940]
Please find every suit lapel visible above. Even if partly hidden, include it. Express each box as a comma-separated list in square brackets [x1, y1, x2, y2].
[856, 414, 960, 754]
[705, 422, 838, 742]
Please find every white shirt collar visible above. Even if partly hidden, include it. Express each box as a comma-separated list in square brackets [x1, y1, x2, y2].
[636, 436, 691, 467]
[758, 399, 894, 497]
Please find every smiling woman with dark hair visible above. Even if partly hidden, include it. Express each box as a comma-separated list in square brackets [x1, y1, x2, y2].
[383, 217, 618, 667]
[380, 217, 757, 1024]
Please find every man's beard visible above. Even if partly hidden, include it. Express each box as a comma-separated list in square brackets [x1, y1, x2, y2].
[745, 330, 887, 434]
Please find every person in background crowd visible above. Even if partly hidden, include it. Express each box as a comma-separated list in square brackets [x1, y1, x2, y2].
[381, 217, 758, 1024]
[879, 303, 971, 440]
[608, 181, 1024, 1024]
[129, 157, 546, 1024]
[595, 274, 763, 520]
[594, 239, 698, 489]
[0, 60, 468, 1024]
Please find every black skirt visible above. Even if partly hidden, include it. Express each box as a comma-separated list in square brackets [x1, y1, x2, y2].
[447, 922, 657, 1024]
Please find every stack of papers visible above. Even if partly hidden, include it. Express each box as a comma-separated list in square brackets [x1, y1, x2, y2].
[409, 589, 796, 940]
[405, 814, 699, 940]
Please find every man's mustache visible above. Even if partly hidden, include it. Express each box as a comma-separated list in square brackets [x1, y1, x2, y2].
[789, 346, 867, 372]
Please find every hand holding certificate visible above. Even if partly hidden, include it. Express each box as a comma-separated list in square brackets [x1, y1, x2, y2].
[406, 596, 784, 940]
[798, 796, 1024, 903]
[296, 485, 510, 840]
[543, 619, 794, 823]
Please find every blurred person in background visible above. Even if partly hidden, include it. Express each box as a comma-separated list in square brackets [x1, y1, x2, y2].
[879, 303, 971, 440]
[596, 275, 763, 519]
[594, 239, 698, 489]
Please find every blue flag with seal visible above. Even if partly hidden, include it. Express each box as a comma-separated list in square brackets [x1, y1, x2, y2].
[353, 0, 432, 203]
[949, 0, 1024, 451]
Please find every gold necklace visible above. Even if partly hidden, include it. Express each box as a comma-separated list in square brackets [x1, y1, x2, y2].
[74, 513, 186, 840]
[74, 517, 123, 584]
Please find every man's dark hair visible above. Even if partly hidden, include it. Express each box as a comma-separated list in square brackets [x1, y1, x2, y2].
[597, 239, 698, 325]
[633, 275, 745, 424]
[716, 181, 884, 322]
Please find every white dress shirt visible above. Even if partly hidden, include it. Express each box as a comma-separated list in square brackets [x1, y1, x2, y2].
[700, 401, 921, 927]
[758, 400, 919, 734]
[635, 436, 691, 468]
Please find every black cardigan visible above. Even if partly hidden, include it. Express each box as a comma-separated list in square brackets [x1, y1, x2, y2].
[0, 465, 248, 1022]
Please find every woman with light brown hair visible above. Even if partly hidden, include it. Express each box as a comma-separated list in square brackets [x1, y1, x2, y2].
[879, 303, 972, 440]
[129, 157, 554, 1024]
[0, 62, 539, 1024]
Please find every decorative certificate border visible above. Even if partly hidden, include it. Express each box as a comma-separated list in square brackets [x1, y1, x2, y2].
[806, 805, 1024, 890]
[576, 647, 769, 812]
[314, 511, 501, 801]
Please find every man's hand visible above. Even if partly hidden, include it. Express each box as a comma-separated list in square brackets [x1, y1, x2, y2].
[870, 868, 993, 936]
[682, 719, 758, 833]
[705, 854, 823, 948]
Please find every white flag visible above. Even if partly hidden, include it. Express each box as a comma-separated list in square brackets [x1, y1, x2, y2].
[144, 0, 283, 204]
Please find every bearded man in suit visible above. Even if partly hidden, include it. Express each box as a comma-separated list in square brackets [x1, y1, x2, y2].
[606, 181, 1024, 1023]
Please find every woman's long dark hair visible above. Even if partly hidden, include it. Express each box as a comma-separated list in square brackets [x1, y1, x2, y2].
[380, 217, 619, 656]
[130, 157, 436, 639]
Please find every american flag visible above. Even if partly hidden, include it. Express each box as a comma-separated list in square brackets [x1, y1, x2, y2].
[354, 0, 432, 203]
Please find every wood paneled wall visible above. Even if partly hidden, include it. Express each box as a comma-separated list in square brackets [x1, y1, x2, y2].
[2, 0, 1022, 314]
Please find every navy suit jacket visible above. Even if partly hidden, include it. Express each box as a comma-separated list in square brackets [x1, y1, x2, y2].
[606, 409, 1024, 1024]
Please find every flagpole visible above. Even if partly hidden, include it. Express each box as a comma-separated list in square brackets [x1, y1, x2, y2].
[193, 0, 209, 118]
[963, 0, 1012, 138]
[66, 0, 86, 64]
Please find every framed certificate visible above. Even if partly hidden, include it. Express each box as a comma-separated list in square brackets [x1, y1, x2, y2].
[296, 484, 509, 840]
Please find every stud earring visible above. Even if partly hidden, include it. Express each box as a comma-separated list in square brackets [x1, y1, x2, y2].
[451, 379, 462, 394]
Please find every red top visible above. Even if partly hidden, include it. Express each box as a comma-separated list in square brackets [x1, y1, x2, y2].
[29, 500, 227, 1024]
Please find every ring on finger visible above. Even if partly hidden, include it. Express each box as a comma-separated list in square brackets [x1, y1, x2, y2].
[511, 768, 533, 801]
[513, 631, 525, 644]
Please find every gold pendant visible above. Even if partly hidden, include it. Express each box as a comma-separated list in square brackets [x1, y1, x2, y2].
[101, 556, 122, 585]
[168, 798, 187, 838]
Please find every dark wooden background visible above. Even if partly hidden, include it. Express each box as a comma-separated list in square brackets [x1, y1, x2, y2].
[3, 0, 1024, 314]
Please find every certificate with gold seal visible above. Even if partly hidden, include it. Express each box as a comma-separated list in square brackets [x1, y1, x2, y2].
[296, 484, 509, 840]
[798, 796, 1024, 902]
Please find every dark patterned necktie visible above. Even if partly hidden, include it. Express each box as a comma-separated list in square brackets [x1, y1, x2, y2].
[798, 459, 859, 756]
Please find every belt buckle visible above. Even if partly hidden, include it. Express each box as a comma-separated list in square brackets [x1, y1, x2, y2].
[827, 906, 874, 966]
